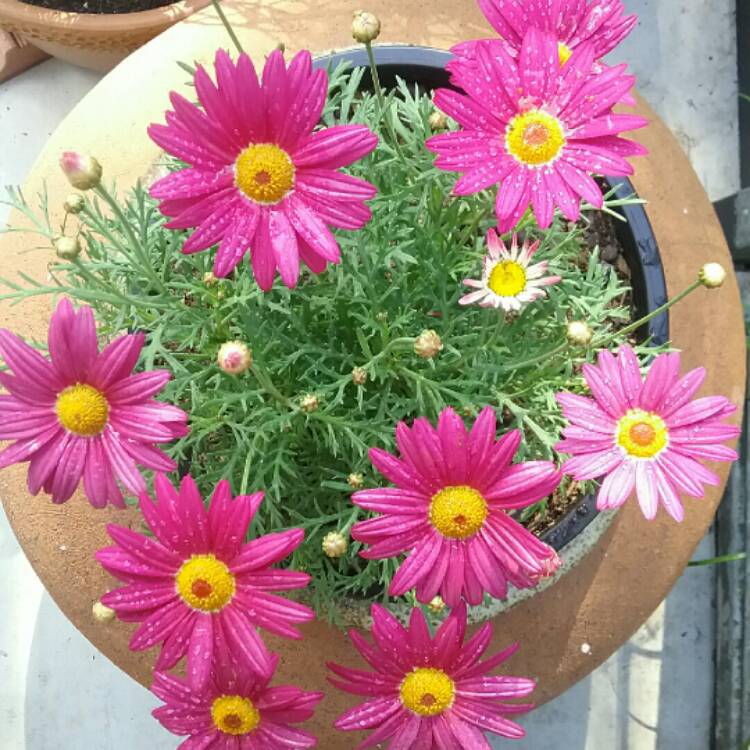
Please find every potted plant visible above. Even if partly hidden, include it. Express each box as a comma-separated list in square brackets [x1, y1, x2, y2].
[0, 0, 211, 71]
[0, 2, 743, 747]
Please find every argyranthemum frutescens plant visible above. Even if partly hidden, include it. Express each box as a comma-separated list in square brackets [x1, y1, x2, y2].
[0, 1, 741, 746]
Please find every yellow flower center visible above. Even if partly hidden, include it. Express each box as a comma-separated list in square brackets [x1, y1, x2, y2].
[429, 485, 487, 539]
[616, 409, 669, 459]
[506, 110, 566, 166]
[235, 143, 295, 204]
[175, 554, 236, 612]
[488, 260, 527, 297]
[400, 668, 455, 717]
[55, 383, 109, 436]
[558, 42, 572, 66]
[211, 695, 260, 735]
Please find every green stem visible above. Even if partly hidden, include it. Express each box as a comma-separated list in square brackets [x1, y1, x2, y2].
[364, 41, 405, 161]
[687, 552, 747, 567]
[252, 364, 290, 407]
[210, 0, 244, 54]
[591, 279, 703, 350]
[366, 336, 415, 368]
[504, 279, 704, 372]
[94, 186, 164, 290]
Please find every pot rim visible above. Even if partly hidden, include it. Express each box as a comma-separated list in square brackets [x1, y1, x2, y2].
[0, 0, 203, 32]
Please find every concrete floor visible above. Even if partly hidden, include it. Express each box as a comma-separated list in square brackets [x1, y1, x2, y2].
[0, 0, 738, 746]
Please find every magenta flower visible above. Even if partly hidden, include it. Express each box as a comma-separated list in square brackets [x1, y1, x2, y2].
[555, 345, 740, 521]
[152, 654, 323, 749]
[149, 49, 378, 290]
[351, 407, 562, 607]
[454, 0, 636, 65]
[427, 28, 648, 233]
[329, 603, 535, 748]
[96, 474, 314, 691]
[0, 298, 187, 508]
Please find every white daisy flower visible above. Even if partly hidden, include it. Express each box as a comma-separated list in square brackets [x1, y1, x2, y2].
[460, 230, 561, 312]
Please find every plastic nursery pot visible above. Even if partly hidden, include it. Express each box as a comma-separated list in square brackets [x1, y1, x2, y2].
[308, 45, 669, 623]
[0, 0, 211, 71]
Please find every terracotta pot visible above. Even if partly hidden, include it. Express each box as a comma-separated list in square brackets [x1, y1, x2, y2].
[0, 2, 744, 747]
[0, 0, 211, 71]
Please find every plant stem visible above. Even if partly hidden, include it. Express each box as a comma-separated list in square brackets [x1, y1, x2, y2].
[592, 279, 702, 349]
[687, 552, 747, 567]
[252, 364, 290, 407]
[502, 278, 704, 372]
[94, 186, 164, 290]
[210, 0, 244, 55]
[364, 40, 405, 161]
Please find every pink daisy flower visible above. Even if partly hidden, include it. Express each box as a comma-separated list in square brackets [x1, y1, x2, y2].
[0, 298, 187, 508]
[96, 473, 314, 691]
[152, 654, 323, 749]
[454, 0, 637, 65]
[329, 603, 536, 749]
[426, 28, 648, 233]
[148, 48, 378, 290]
[351, 407, 562, 607]
[460, 229, 561, 311]
[555, 345, 740, 521]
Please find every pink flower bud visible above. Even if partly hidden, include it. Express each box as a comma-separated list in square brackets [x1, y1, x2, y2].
[60, 152, 102, 190]
[217, 341, 252, 375]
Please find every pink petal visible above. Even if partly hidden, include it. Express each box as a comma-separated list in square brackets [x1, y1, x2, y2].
[251, 210, 277, 292]
[90, 333, 144, 390]
[266, 208, 300, 289]
[292, 125, 377, 169]
[186, 614, 213, 692]
[213, 205, 261, 278]
[284, 194, 340, 263]
[231, 529, 305, 573]
[634, 460, 659, 520]
[388, 536, 443, 596]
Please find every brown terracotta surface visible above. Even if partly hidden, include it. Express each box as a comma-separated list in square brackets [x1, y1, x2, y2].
[0, 2, 745, 747]
[0, 29, 48, 81]
[0, 0, 210, 70]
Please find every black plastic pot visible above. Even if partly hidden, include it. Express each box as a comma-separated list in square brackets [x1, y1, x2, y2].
[314, 44, 669, 552]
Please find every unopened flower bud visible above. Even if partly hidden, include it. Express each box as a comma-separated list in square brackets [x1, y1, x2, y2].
[352, 366, 368, 386]
[92, 600, 116, 623]
[566, 320, 593, 347]
[428, 110, 448, 131]
[322, 531, 348, 558]
[414, 329, 443, 359]
[300, 393, 319, 413]
[347, 472, 364, 489]
[54, 235, 81, 261]
[63, 193, 85, 214]
[376, 311, 388, 323]
[203, 271, 218, 286]
[427, 595, 446, 614]
[217, 341, 252, 375]
[60, 152, 102, 190]
[699, 262, 726, 289]
[352, 10, 381, 43]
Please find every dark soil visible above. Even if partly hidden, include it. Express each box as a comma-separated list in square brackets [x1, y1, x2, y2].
[20, 0, 176, 13]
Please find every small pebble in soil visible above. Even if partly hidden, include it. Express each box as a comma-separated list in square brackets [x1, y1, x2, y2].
[581, 643, 592, 655]
[600, 243, 619, 263]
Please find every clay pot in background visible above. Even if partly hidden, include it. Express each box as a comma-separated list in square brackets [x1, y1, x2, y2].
[0, 0, 210, 71]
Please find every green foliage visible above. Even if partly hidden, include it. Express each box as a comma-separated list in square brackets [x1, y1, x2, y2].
[1, 66, 652, 617]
